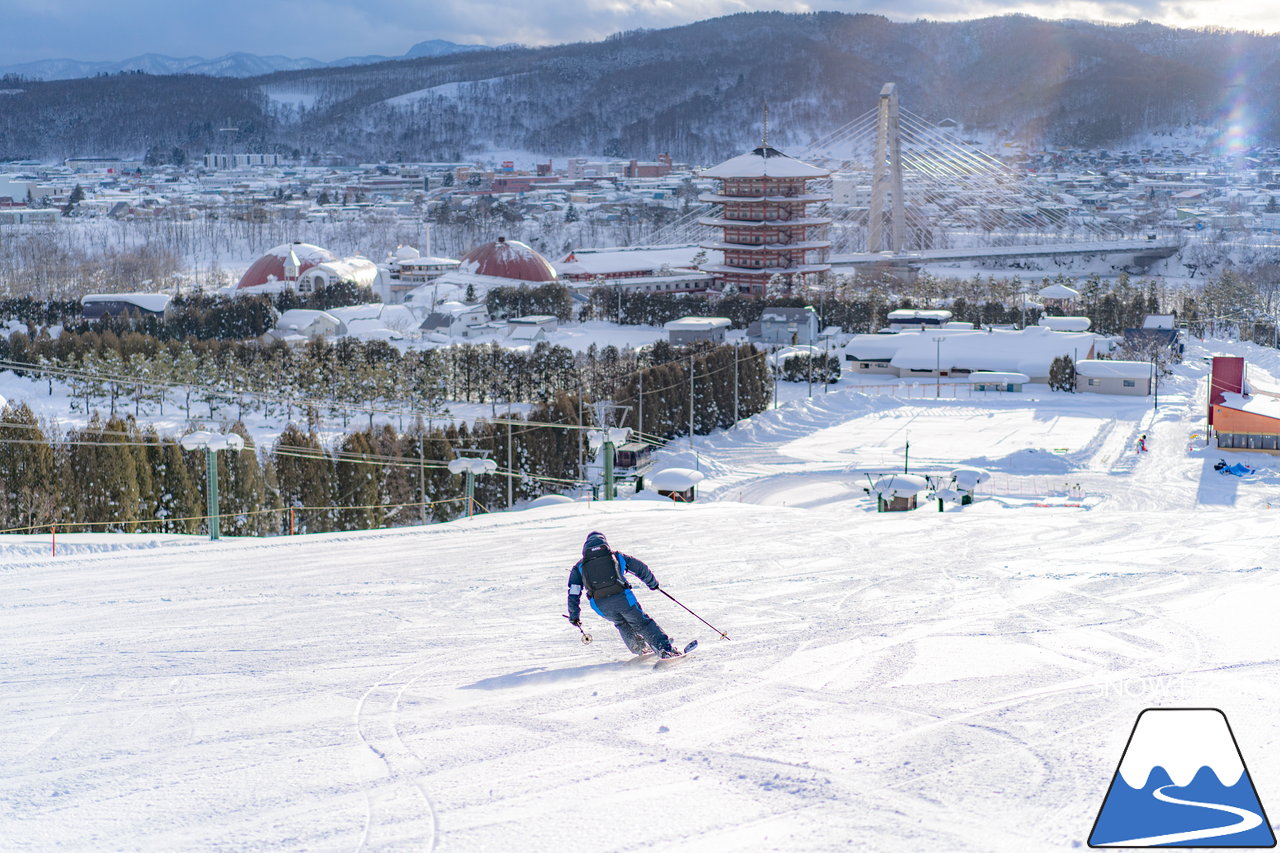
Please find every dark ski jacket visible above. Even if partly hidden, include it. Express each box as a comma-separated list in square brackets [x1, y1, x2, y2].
[567, 532, 658, 622]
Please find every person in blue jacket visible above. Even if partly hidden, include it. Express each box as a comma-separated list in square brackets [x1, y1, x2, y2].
[567, 531, 678, 657]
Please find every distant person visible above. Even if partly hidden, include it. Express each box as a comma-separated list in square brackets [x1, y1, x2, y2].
[566, 531, 679, 658]
[1138, 434, 1148, 452]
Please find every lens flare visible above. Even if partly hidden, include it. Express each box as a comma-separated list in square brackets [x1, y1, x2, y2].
[1217, 55, 1256, 166]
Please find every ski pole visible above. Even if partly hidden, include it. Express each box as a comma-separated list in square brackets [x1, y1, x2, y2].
[658, 588, 731, 640]
[563, 614, 592, 644]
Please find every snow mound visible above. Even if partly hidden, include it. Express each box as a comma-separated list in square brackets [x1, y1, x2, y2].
[960, 448, 1074, 475]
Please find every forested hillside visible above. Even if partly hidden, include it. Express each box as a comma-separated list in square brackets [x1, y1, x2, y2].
[1, 13, 1276, 163]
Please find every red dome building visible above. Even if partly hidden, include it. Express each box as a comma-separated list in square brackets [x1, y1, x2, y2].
[457, 236, 557, 283]
[236, 242, 338, 290]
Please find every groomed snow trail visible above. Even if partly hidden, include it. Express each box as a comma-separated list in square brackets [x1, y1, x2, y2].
[3, 341, 1280, 851]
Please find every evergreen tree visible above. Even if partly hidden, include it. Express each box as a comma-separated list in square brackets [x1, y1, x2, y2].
[0, 402, 55, 531]
[1049, 356, 1077, 392]
[63, 415, 142, 531]
[219, 423, 273, 535]
[150, 436, 201, 534]
[271, 425, 334, 534]
[335, 430, 381, 531]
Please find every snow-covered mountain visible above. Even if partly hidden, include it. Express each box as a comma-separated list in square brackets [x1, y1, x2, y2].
[3, 13, 1280, 162]
[0, 40, 491, 81]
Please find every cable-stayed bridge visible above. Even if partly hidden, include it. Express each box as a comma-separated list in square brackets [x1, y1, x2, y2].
[642, 83, 1180, 270]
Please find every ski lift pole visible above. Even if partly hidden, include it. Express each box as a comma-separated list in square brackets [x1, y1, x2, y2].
[658, 588, 731, 640]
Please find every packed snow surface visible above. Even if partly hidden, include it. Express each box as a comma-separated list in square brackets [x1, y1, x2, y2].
[4, 339, 1280, 850]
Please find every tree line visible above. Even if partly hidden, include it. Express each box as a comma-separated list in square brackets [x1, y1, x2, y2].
[0, 343, 771, 534]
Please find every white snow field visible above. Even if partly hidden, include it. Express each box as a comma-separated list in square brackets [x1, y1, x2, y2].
[4, 339, 1280, 851]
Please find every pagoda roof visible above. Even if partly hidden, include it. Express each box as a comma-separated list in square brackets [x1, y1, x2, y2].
[701, 146, 830, 179]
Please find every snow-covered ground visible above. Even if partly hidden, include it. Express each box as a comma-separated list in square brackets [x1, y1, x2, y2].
[4, 338, 1280, 851]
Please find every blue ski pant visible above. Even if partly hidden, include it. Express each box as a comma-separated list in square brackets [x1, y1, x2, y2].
[590, 590, 672, 654]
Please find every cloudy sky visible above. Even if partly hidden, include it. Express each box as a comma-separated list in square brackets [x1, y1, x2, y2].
[2, 0, 1274, 63]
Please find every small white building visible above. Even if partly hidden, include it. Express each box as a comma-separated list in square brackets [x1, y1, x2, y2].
[886, 308, 953, 330]
[647, 467, 705, 502]
[262, 309, 345, 342]
[328, 304, 418, 340]
[665, 316, 731, 345]
[970, 371, 1030, 391]
[1075, 360, 1153, 395]
[1037, 316, 1092, 332]
[81, 292, 172, 321]
[419, 301, 489, 339]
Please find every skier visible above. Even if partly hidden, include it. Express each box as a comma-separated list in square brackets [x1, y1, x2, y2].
[1138, 434, 1148, 453]
[566, 531, 679, 658]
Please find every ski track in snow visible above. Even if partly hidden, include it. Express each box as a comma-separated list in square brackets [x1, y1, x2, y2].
[4, 339, 1280, 850]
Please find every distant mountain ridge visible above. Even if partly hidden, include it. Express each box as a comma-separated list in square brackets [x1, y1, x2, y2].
[0, 40, 492, 81]
[2, 13, 1278, 163]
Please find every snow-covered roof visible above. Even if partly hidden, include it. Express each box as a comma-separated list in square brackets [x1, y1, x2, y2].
[1142, 314, 1177, 329]
[82, 292, 171, 312]
[1074, 359, 1153, 380]
[889, 327, 1099, 377]
[664, 316, 731, 332]
[276, 308, 341, 330]
[1037, 316, 1091, 332]
[1216, 391, 1280, 421]
[872, 474, 929, 497]
[327, 303, 386, 323]
[844, 332, 914, 360]
[970, 371, 1030, 384]
[555, 246, 710, 276]
[1037, 283, 1080, 299]
[701, 146, 829, 179]
[649, 467, 706, 491]
[313, 257, 379, 285]
[887, 309, 953, 323]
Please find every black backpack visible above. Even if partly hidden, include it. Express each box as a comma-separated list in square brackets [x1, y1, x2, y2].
[580, 546, 629, 599]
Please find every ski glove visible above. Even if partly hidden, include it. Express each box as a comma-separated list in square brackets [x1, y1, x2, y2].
[648, 581, 659, 590]
[570, 618, 581, 627]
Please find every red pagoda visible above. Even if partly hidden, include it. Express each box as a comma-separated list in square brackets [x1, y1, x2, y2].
[697, 138, 831, 297]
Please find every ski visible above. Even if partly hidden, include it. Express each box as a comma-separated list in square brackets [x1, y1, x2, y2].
[654, 640, 698, 667]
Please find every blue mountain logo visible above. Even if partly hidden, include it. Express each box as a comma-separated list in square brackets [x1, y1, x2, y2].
[1089, 708, 1276, 847]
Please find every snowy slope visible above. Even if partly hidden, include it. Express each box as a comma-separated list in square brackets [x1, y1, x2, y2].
[4, 339, 1280, 851]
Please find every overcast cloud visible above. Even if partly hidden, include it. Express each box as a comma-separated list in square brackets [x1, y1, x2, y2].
[0, 0, 1273, 64]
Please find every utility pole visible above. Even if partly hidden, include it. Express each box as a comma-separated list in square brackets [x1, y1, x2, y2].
[638, 369, 644, 436]
[506, 418, 513, 508]
[935, 337, 943, 398]
[418, 420, 427, 525]
[733, 347, 740, 423]
[688, 354, 695, 454]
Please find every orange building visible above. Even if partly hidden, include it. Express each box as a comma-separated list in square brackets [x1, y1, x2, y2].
[1209, 356, 1280, 453]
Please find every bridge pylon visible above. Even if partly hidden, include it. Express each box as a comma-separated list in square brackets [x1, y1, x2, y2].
[867, 83, 905, 254]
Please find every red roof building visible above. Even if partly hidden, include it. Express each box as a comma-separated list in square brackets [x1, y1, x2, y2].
[236, 242, 338, 290]
[458, 237, 558, 283]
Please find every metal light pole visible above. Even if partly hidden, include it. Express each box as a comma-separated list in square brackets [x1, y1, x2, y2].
[935, 337, 943, 398]
[181, 431, 245, 541]
[448, 456, 497, 518]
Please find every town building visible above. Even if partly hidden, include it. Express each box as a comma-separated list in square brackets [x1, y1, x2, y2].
[664, 317, 731, 345]
[751, 307, 820, 346]
[1209, 356, 1280, 453]
[81, 293, 171, 321]
[842, 326, 1099, 382]
[698, 141, 831, 297]
[1074, 360, 1153, 395]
